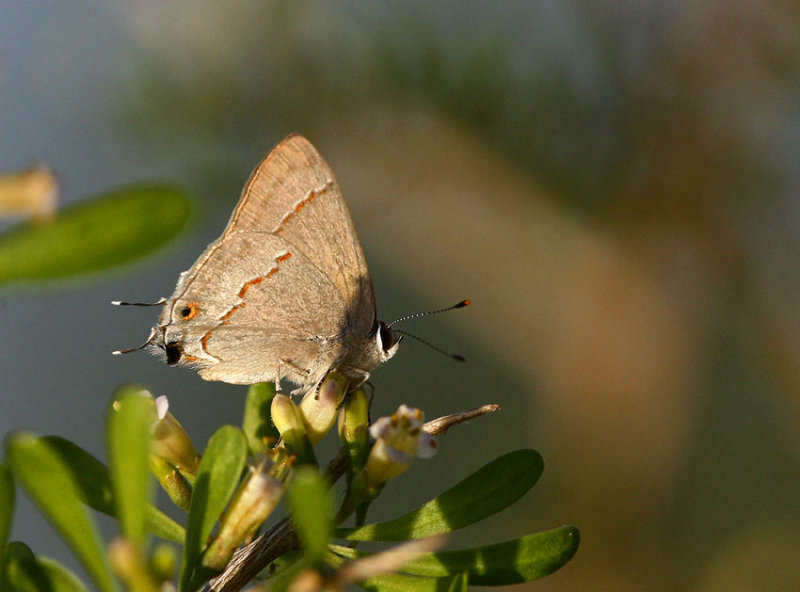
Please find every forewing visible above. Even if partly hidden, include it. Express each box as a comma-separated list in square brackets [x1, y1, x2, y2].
[225, 135, 376, 336]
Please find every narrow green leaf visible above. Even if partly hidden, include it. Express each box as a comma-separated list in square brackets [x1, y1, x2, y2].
[5, 543, 89, 592]
[242, 382, 278, 456]
[40, 437, 114, 513]
[5, 541, 50, 592]
[0, 463, 15, 591]
[41, 436, 185, 543]
[0, 184, 190, 285]
[34, 557, 90, 592]
[446, 571, 468, 592]
[107, 388, 156, 549]
[5, 434, 116, 592]
[144, 507, 186, 545]
[331, 526, 580, 585]
[179, 425, 247, 592]
[359, 572, 464, 592]
[286, 468, 333, 565]
[339, 449, 544, 541]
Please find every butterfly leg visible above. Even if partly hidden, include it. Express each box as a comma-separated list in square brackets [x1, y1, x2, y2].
[279, 358, 313, 397]
[274, 359, 296, 396]
[311, 365, 357, 402]
[344, 368, 371, 390]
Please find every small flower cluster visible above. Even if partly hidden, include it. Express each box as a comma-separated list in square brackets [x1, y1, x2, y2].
[8, 381, 573, 592]
[143, 374, 438, 575]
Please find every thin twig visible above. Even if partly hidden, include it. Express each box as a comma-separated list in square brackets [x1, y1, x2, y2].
[203, 403, 500, 592]
[422, 404, 501, 435]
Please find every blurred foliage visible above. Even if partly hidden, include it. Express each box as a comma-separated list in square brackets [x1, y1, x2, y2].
[2, 382, 578, 591]
[0, 185, 190, 287]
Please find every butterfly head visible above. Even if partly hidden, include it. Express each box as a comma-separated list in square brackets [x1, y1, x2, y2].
[375, 320, 401, 363]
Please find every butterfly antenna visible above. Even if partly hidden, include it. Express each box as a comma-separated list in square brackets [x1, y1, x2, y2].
[111, 298, 168, 307]
[112, 327, 159, 356]
[394, 329, 466, 363]
[388, 299, 470, 328]
[388, 300, 470, 363]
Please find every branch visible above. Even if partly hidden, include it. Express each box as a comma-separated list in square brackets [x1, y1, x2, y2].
[203, 403, 500, 592]
[422, 404, 500, 435]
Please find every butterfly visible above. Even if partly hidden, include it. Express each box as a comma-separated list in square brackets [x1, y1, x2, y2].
[116, 135, 400, 395]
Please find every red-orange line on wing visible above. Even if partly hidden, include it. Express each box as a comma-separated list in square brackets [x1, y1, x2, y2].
[220, 302, 245, 321]
[274, 183, 330, 233]
[238, 276, 264, 299]
[201, 331, 212, 354]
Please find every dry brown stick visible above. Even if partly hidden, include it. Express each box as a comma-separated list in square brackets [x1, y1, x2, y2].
[204, 403, 500, 592]
[421, 404, 501, 435]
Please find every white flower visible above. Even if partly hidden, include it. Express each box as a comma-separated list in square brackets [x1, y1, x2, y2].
[365, 405, 437, 485]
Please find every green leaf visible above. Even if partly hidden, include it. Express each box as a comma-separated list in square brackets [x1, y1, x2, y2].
[5, 541, 51, 592]
[41, 436, 185, 543]
[359, 573, 466, 592]
[242, 382, 278, 456]
[0, 184, 190, 285]
[33, 557, 90, 592]
[5, 542, 89, 592]
[0, 463, 15, 591]
[5, 434, 116, 592]
[339, 449, 544, 541]
[179, 425, 247, 592]
[143, 506, 186, 546]
[446, 571, 469, 592]
[286, 468, 333, 566]
[107, 388, 156, 549]
[331, 526, 580, 585]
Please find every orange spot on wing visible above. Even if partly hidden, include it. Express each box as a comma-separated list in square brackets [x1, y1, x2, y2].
[179, 302, 200, 320]
[277, 252, 292, 262]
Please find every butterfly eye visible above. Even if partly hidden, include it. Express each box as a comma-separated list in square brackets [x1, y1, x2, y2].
[179, 303, 199, 320]
[165, 341, 183, 365]
[379, 321, 397, 352]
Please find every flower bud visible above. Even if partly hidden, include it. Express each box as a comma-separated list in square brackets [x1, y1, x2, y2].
[271, 394, 305, 437]
[0, 165, 58, 223]
[338, 387, 370, 472]
[149, 542, 177, 584]
[202, 459, 284, 570]
[151, 395, 200, 477]
[149, 457, 192, 511]
[108, 538, 160, 592]
[271, 394, 316, 464]
[299, 373, 348, 445]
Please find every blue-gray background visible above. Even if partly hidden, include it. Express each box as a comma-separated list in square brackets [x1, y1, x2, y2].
[2, 2, 800, 591]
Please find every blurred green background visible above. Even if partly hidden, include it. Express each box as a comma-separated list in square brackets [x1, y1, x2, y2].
[2, 2, 800, 590]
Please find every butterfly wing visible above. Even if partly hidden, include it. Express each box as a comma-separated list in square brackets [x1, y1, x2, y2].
[156, 232, 349, 387]
[153, 135, 376, 388]
[225, 134, 376, 337]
